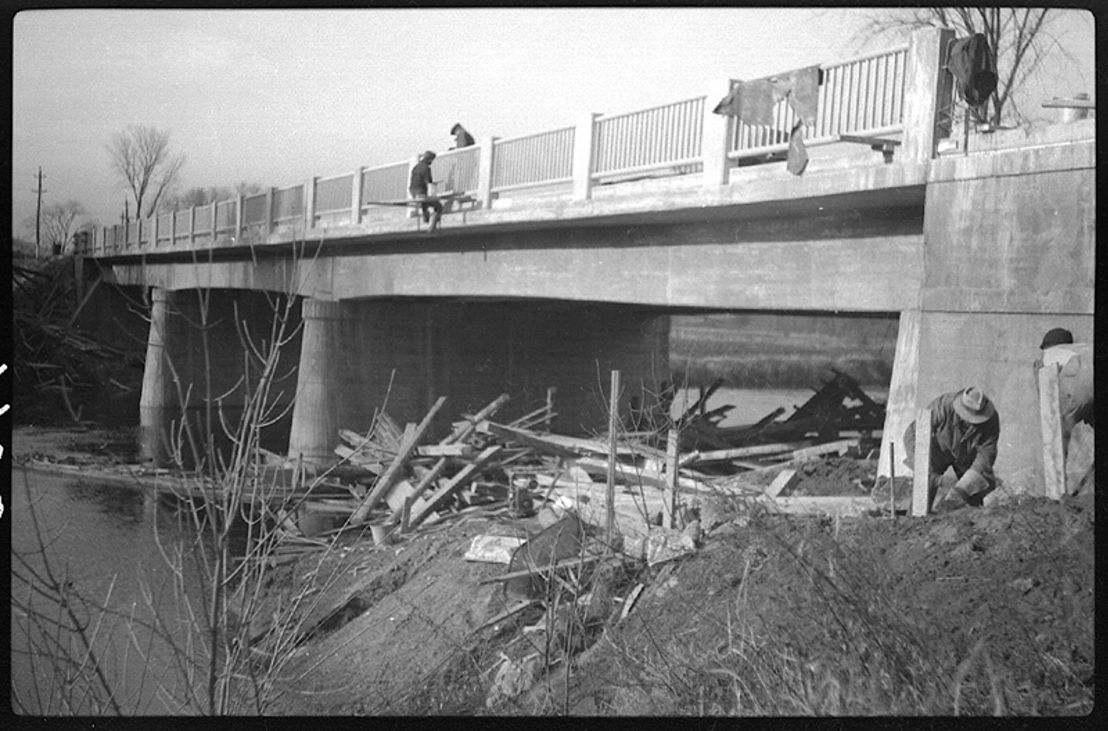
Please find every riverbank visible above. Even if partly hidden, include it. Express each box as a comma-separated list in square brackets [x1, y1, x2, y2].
[12, 424, 1095, 716]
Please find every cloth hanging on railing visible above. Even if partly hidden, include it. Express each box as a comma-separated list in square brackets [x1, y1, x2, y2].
[945, 33, 997, 113]
[712, 65, 822, 126]
[713, 65, 821, 176]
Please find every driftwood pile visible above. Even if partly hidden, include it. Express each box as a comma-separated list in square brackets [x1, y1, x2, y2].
[276, 371, 886, 554]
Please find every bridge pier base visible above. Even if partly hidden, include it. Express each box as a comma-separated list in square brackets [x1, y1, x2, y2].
[288, 298, 348, 466]
[139, 288, 173, 466]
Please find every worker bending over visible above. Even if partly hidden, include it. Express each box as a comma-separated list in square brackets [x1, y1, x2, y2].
[903, 386, 1000, 512]
[1034, 327, 1095, 495]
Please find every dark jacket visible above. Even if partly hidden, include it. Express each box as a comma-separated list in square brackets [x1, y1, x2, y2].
[926, 390, 1000, 477]
[409, 160, 434, 197]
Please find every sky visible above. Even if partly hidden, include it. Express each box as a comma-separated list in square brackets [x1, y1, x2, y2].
[9, 7, 1096, 237]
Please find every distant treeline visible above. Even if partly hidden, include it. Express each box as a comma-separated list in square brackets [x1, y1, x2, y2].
[669, 313, 897, 389]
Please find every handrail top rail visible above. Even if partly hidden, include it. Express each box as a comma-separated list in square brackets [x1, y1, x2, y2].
[493, 124, 575, 147]
[597, 95, 708, 124]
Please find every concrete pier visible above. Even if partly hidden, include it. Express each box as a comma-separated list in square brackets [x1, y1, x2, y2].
[139, 287, 172, 465]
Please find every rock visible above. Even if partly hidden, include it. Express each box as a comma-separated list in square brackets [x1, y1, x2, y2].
[486, 652, 543, 708]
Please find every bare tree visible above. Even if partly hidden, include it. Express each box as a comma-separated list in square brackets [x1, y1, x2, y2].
[107, 124, 186, 219]
[24, 200, 86, 255]
[852, 8, 1084, 126]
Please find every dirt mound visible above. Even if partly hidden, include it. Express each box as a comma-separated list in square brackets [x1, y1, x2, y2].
[550, 494, 1094, 716]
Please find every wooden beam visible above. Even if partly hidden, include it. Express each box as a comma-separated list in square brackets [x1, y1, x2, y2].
[839, 133, 902, 148]
[606, 370, 620, 545]
[351, 396, 446, 524]
[911, 408, 931, 517]
[1038, 366, 1066, 499]
[788, 439, 855, 462]
[479, 555, 603, 585]
[407, 445, 504, 529]
[765, 469, 799, 498]
[684, 441, 806, 463]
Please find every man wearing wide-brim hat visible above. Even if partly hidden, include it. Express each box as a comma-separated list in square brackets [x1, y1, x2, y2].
[903, 386, 1000, 512]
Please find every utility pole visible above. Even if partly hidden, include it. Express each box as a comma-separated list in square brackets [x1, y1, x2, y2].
[33, 167, 46, 258]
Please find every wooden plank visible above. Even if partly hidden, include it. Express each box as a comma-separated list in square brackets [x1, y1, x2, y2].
[606, 370, 620, 545]
[684, 441, 806, 464]
[758, 496, 874, 517]
[351, 396, 447, 524]
[384, 479, 415, 514]
[765, 469, 799, 498]
[415, 444, 472, 458]
[911, 408, 931, 517]
[839, 133, 902, 148]
[788, 439, 855, 462]
[443, 393, 510, 445]
[1038, 366, 1066, 500]
[878, 309, 921, 478]
[407, 445, 504, 528]
[484, 422, 583, 459]
[572, 457, 712, 494]
[478, 555, 603, 585]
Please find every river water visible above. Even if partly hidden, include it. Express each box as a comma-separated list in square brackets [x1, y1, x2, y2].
[9, 468, 209, 715]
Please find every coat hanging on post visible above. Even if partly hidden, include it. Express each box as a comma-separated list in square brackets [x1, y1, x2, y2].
[945, 33, 998, 121]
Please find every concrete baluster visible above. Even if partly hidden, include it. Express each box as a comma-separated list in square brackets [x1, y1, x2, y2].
[901, 26, 956, 163]
[406, 156, 419, 219]
[305, 177, 317, 230]
[572, 112, 601, 201]
[288, 298, 345, 465]
[210, 201, 218, 243]
[189, 206, 196, 247]
[476, 136, 498, 209]
[265, 186, 276, 235]
[151, 214, 158, 249]
[352, 168, 364, 225]
[235, 194, 245, 243]
[702, 78, 735, 188]
[140, 288, 173, 466]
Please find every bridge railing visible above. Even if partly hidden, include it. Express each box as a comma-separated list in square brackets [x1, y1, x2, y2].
[491, 126, 576, 193]
[593, 96, 706, 179]
[87, 28, 953, 256]
[728, 44, 911, 160]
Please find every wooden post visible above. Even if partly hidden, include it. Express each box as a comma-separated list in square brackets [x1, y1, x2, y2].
[664, 428, 679, 529]
[911, 408, 931, 516]
[1038, 365, 1066, 499]
[188, 206, 196, 246]
[606, 370, 620, 544]
[888, 442, 896, 520]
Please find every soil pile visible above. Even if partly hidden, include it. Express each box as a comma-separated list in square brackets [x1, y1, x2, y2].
[265, 488, 1093, 716]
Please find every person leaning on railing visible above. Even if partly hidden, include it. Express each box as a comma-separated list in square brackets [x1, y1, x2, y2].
[450, 123, 475, 149]
[409, 150, 444, 232]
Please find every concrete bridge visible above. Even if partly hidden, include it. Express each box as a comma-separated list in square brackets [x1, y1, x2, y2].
[75, 28, 1095, 496]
